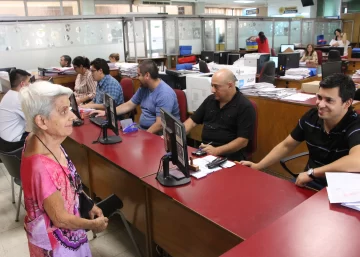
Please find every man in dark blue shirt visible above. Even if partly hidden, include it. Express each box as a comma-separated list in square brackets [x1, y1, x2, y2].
[82, 58, 123, 110]
[242, 74, 360, 190]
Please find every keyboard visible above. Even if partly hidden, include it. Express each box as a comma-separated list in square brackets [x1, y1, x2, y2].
[89, 116, 107, 127]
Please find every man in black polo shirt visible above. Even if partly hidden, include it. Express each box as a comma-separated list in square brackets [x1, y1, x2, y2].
[184, 69, 256, 161]
[242, 74, 360, 190]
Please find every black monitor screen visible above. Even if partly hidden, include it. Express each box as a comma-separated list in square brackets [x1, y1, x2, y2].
[69, 94, 81, 120]
[278, 52, 300, 70]
[228, 54, 241, 65]
[201, 51, 214, 63]
[160, 108, 189, 178]
[104, 93, 119, 136]
[322, 61, 342, 79]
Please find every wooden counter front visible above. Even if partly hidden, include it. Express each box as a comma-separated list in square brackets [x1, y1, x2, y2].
[275, 76, 321, 89]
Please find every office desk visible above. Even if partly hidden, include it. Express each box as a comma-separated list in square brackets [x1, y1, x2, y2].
[275, 76, 321, 89]
[346, 58, 360, 74]
[143, 165, 315, 257]
[221, 189, 360, 257]
[189, 95, 360, 178]
[39, 68, 120, 90]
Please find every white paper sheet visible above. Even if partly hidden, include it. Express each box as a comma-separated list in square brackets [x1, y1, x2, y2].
[282, 93, 315, 102]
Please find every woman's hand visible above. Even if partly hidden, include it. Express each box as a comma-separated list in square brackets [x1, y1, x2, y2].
[89, 205, 103, 219]
[92, 216, 109, 233]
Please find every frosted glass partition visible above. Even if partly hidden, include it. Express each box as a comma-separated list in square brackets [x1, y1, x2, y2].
[178, 19, 202, 54]
[290, 20, 301, 45]
[274, 21, 289, 53]
[147, 20, 164, 56]
[226, 20, 236, 50]
[128, 20, 145, 58]
[301, 20, 314, 46]
[314, 21, 341, 45]
[238, 20, 273, 49]
[165, 19, 177, 55]
[0, 20, 124, 70]
[215, 20, 225, 51]
[204, 20, 215, 51]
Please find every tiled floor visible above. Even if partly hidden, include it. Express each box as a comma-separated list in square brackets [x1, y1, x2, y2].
[0, 163, 141, 257]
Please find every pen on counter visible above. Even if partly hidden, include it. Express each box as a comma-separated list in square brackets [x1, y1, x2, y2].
[199, 141, 213, 150]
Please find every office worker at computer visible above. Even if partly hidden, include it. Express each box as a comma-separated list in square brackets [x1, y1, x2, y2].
[300, 44, 318, 65]
[60, 55, 72, 67]
[184, 69, 256, 161]
[241, 74, 360, 190]
[91, 60, 180, 134]
[0, 69, 31, 145]
[72, 56, 97, 104]
[82, 58, 124, 110]
[248, 31, 270, 54]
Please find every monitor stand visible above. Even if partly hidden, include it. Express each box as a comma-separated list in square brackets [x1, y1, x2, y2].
[99, 125, 122, 145]
[156, 155, 191, 187]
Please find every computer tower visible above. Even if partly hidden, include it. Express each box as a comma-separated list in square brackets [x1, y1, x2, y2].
[214, 51, 230, 64]
[278, 52, 300, 75]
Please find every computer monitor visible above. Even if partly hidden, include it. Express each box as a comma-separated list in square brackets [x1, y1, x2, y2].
[98, 93, 122, 145]
[156, 108, 191, 187]
[69, 94, 82, 120]
[322, 61, 342, 79]
[199, 60, 210, 73]
[278, 52, 300, 75]
[214, 51, 230, 64]
[228, 54, 241, 65]
[280, 44, 295, 53]
[201, 51, 214, 63]
[328, 47, 344, 56]
[270, 57, 278, 68]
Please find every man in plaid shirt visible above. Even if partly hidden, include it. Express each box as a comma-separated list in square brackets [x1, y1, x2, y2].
[82, 58, 124, 110]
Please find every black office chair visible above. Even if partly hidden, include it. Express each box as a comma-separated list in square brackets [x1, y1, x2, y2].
[280, 152, 309, 178]
[328, 50, 341, 62]
[328, 50, 349, 73]
[95, 194, 143, 257]
[199, 60, 210, 73]
[258, 61, 275, 84]
[0, 147, 23, 222]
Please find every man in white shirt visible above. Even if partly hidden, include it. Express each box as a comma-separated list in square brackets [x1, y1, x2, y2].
[0, 69, 31, 143]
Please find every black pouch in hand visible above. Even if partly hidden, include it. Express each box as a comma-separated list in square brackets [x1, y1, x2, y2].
[79, 191, 94, 219]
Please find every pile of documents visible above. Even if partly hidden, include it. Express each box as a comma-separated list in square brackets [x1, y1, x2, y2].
[117, 63, 138, 78]
[352, 70, 360, 80]
[281, 68, 311, 80]
[326, 172, 360, 211]
[190, 155, 235, 179]
[282, 93, 316, 102]
[241, 83, 298, 99]
[42, 67, 76, 75]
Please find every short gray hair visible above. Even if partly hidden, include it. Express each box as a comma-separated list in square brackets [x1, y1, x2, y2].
[19, 81, 73, 132]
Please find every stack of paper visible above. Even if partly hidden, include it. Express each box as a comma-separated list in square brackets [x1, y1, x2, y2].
[50, 67, 76, 74]
[352, 70, 360, 79]
[285, 68, 310, 77]
[241, 87, 297, 99]
[117, 63, 138, 78]
[282, 93, 316, 102]
[326, 172, 360, 211]
[190, 155, 235, 179]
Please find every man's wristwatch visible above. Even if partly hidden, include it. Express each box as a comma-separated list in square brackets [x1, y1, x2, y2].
[307, 168, 316, 179]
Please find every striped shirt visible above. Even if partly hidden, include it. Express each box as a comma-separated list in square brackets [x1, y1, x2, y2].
[74, 69, 97, 100]
[291, 108, 360, 185]
[93, 75, 124, 106]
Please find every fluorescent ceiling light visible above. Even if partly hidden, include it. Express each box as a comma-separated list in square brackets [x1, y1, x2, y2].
[234, 0, 255, 3]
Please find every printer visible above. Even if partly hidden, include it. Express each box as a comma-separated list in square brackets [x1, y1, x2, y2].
[244, 53, 270, 74]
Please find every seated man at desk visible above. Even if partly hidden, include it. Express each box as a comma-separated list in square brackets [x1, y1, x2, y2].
[82, 58, 124, 110]
[60, 55, 72, 67]
[91, 60, 180, 134]
[241, 74, 360, 190]
[184, 69, 256, 161]
[0, 69, 31, 151]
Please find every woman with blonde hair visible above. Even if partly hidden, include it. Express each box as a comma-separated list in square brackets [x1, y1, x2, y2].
[20, 81, 108, 256]
[109, 53, 120, 63]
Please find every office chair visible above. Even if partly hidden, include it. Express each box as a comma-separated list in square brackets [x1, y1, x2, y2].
[199, 60, 210, 73]
[0, 147, 23, 222]
[120, 78, 136, 120]
[245, 100, 258, 160]
[271, 48, 276, 57]
[328, 50, 341, 62]
[0, 67, 16, 73]
[174, 89, 188, 122]
[258, 61, 275, 84]
[316, 50, 323, 65]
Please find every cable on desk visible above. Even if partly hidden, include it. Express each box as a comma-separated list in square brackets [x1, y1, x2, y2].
[92, 127, 103, 144]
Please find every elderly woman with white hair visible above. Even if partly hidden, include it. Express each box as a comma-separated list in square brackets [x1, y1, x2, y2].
[19, 81, 108, 257]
